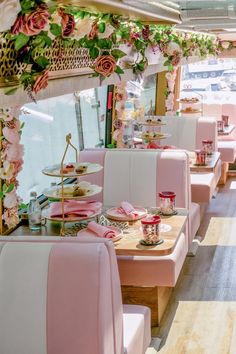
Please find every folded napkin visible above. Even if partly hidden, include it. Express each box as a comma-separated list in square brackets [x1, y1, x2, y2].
[87, 221, 117, 239]
[50, 200, 102, 218]
[117, 201, 138, 219]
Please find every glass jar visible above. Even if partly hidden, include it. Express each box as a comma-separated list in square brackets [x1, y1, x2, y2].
[222, 115, 229, 127]
[141, 215, 161, 244]
[195, 149, 206, 166]
[159, 191, 176, 215]
[202, 140, 213, 155]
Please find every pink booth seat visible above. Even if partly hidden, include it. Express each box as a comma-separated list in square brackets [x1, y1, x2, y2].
[0, 240, 151, 354]
[79, 148, 197, 249]
[220, 104, 236, 141]
[218, 140, 236, 163]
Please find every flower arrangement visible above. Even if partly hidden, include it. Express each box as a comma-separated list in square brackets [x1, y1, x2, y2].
[0, 107, 24, 229]
[0, 0, 229, 96]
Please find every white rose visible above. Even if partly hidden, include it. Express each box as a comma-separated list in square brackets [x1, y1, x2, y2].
[98, 23, 114, 39]
[74, 17, 94, 40]
[0, 0, 21, 33]
[165, 41, 181, 56]
[221, 41, 230, 49]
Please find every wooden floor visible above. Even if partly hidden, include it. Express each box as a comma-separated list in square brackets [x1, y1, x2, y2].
[152, 176, 236, 354]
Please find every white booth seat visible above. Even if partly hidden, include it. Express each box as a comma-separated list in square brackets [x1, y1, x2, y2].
[218, 140, 236, 163]
[0, 239, 151, 354]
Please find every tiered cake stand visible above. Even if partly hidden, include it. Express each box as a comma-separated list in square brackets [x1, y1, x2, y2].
[42, 134, 103, 236]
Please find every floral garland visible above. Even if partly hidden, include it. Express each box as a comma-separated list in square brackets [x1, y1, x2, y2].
[0, 0, 228, 96]
[0, 107, 24, 229]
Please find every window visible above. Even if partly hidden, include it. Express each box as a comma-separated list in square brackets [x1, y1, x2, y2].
[18, 87, 108, 203]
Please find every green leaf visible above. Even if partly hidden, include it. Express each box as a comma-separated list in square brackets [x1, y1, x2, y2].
[0, 136, 4, 141]
[15, 33, 30, 51]
[89, 47, 99, 59]
[50, 23, 62, 37]
[0, 190, 3, 199]
[168, 65, 174, 72]
[115, 66, 124, 74]
[97, 39, 112, 49]
[6, 183, 15, 194]
[4, 87, 18, 96]
[2, 184, 7, 193]
[20, 122, 25, 129]
[35, 56, 49, 69]
[19, 203, 28, 210]
[98, 22, 106, 33]
[111, 49, 126, 59]
[20, 0, 34, 13]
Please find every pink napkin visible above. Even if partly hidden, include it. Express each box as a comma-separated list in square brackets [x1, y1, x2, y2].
[117, 201, 138, 219]
[87, 221, 117, 239]
[50, 200, 102, 218]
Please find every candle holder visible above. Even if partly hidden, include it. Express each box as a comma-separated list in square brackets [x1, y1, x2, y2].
[195, 149, 207, 166]
[159, 191, 176, 215]
[222, 115, 229, 127]
[217, 120, 224, 133]
[141, 215, 162, 245]
[202, 140, 213, 155]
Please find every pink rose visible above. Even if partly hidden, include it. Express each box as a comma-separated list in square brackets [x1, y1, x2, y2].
[3, 127, 20, 144]
[32, 70, 49, 94]
[11, 15, 24, 34]
[94, 55, 117, 77]
[4, 191, 18, 209]
[59, 8, 75, 37]
[22, 5, 50, 36]
[6, 144, 24, 162]
[13, 159, 23, 174]
[2, 206, 19, 229]
[88, 22, 98, 40]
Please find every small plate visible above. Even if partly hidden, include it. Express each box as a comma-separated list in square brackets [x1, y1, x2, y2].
[42, 162, 103, 177]
[43, 183, 102, 200]
[106, 207, 147, 222]
[77, 226, 122, 242]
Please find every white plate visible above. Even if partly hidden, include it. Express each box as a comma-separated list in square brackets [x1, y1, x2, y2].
[77, 226, 122, 242]
[43, 183, 102, 200]
[106, 207, 147, 221]
[42, 162, 103, 177]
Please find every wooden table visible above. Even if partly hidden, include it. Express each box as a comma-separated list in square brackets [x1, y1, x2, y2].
[114, 210, 188, 256]
[218, 124, 235, 136]
[188, 151, 220, 173]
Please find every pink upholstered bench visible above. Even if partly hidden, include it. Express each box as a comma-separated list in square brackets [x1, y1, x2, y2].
[0, 239, 151, 354]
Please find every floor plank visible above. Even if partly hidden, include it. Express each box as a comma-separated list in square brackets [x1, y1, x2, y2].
[155, 176, 236, 353]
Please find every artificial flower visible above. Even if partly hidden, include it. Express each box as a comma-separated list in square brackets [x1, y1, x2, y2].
[74, 17, 94, 40]
[0, 0, 21, 32]
[3, 127, 20, 144]
[2, 207, 19, 229]
[94, 55, 117, 77]
[0, 108, 14, 122]
[0, 161, 14, 180]
[4, 191, 18, 209]
[6, 143, 24, 162]
[220, 41, 230, 50]
[32, 70, 49, 94]
[165, 41, 182, 56]
[98, 23, 114, 39]
[88, 22, 99, 40]
[59, 8, 75, 37]
[21, 5, 50, 36]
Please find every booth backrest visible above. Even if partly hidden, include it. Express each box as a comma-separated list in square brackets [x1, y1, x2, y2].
[161, 116, 217, 152]
[0, 241, 119, 354]
[79, 149, 190, 210]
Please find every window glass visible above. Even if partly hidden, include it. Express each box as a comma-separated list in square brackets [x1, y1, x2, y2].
[181, 58, 236, 103]
[18, 87, 108, 203]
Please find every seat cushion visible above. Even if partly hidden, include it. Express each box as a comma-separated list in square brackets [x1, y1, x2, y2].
[218, 141, 236, 163]
[123, 305, 151, 354]
[191, 172, 215, 203]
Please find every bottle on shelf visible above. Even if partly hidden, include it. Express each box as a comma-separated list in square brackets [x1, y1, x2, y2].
[28, 191, 42, 231]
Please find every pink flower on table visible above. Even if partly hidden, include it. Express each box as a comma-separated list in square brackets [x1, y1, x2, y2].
[32, 70, 49, 94]
[0, 161, 14, 180]
[6, 144, 24, 162]
[58, 8, 75, 37]
[4, 191, 18, 209]
[2, 207, 19, 229]
[22, 5, 50, 36]
[3, 127, 20, 144]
